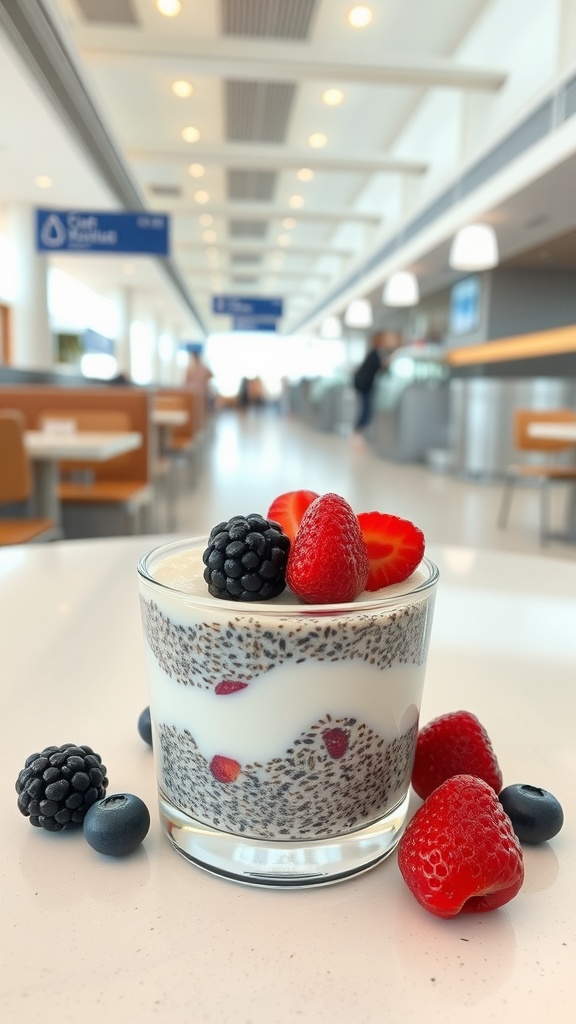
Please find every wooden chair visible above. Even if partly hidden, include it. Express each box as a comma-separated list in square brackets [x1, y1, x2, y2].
[498, 408, 576, 543]
[0, 410, 59, 546]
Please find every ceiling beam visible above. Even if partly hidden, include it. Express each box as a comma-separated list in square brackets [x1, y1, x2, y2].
[174, 242, 353, 257]
[81, 41, 506, 91]
[178, 265, 333, 280]
[171, 203, 381, 224]
[131, 145, 426, 176]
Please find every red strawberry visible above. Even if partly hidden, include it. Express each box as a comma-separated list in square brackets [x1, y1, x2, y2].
[398, 775, 524, 917]
[322, 728, 348, 759]
[209, 755, 241, 783]
[357, 512, 425, 590]
[214, 681, 248, 695]
[267, 489, 319, 543]
[412, 710, 503, 800]
[286, 493, 369, 603]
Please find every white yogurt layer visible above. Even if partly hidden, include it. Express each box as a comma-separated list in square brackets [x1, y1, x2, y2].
[145, 650, 422, 764]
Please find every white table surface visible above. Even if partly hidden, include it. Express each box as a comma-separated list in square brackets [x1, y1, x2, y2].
[25, 429, 143, 461]
[527, 421, 576, 441]
[1, 537, 574, 1024]
[151, 409, 189, 427]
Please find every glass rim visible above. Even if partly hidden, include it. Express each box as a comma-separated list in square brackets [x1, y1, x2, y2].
[138, 535, 439, 616]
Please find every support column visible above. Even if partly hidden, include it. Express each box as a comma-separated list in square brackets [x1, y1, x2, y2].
[111, 286, 133, 379]
[9, 204, 53, 368]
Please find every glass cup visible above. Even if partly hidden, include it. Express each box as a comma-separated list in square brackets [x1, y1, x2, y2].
[138, 536, 438, 887]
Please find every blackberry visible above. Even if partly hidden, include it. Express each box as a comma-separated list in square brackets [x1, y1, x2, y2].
[202, 513, 290, 601]
[15, 743, 108, 832]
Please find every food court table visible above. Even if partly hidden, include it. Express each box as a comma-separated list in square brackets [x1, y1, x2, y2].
[24, 430, 143, 524]
[0, 537, 574, 1023]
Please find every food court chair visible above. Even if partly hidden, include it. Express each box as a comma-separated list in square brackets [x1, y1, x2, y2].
[0, 410, 60, 546]
[497, 408, 576, 543]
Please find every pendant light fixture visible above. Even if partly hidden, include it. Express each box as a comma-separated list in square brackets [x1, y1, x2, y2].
[319, 315, 342, 339]
[383, 271, 420, 307]
[344, 298, 373, 328]
[449, 223, 499, 271]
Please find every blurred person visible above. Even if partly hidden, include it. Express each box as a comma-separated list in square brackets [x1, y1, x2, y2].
[352, 331, 400, 440]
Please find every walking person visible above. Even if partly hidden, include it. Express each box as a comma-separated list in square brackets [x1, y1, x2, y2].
[352, 331, 399, 441]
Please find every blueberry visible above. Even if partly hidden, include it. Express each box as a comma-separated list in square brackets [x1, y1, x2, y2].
[138, 706, 153, 747]
[499, 784, 564, 843]
[83, 793, 150, 856]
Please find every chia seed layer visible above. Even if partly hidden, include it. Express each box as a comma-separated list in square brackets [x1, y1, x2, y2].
[141, 597, 430, 690]
[157, 716, 418, 840]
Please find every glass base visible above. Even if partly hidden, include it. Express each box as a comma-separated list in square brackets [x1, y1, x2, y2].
[158, 791, 410, 888]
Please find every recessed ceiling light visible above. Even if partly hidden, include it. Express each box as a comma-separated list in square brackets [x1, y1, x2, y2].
[322, 88, 344, 106]
[289, 195, 305, 209]
[308, 132, 327, 149]
[282, 218, 296, 229]
[297, 168, 314, 182]
[188, 163, 205, 178]
[202, 230, 217, 243]
[156, 0, 181, 16]
[194, 190, 210, 204]
[199, 213, 213, 227]
[35, 175, 53, 188]
[347, 5, 373, 28]
[181, 126, 200, 143]
[172, 80, 193, 98]
[278, 234, 291, 246]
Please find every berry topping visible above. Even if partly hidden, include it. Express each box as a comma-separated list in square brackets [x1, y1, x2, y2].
[15, 744, 108, 831]
[498, 784, 564, 844]
[267, 489, 319, 542]
[357, 511, 425, 590]
[398, 775, 524, 918]
[83, 793, 150, 856]
[202, 514, 290, 601]
[286, 493, 369, 603]
[138, 706, 153, 747]
[210, 755, 241, 783]
[411, 710, 503, 800]
[322, 728, 348, 759]
[215, 680, 249, 695]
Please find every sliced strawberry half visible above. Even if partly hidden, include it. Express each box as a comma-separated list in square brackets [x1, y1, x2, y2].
[209, 755, 241, 783]
[267, 489, 319, 543]
[357, 511, 425, 590]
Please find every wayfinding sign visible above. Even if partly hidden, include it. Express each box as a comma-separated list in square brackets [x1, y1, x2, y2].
[212, 295, 283, 318]
[36, 209, 169, 255]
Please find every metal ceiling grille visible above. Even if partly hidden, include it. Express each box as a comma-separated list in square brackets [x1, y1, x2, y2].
[227, 168, 277, 200]
[149, 184, 182, 198]
[74, 0, 138, 25]
[225, 81, 295, 143]
[231, 252, 262, 264]
[229, 219, 269, 239]
[459, 101, 553, 199]
[220, 0, 317, 40]
[561, 73, 576, 122]
[231, 275, 259, 285]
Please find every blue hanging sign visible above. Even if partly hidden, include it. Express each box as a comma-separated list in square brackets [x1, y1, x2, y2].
[36, 209, 169, 255]
[212, 295, 283, 318]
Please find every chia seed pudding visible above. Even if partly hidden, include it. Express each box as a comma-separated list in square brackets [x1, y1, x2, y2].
[138, 538, 437, 844]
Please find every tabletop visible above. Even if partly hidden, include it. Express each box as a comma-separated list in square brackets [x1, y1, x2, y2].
[151, 409, 189, 427]
[1, 537, 574, 1024]
[527, 421, 576, 441]
[25, 429, 143, 461]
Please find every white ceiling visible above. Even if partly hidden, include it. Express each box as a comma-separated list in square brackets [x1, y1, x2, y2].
[1, 0, 575, 341]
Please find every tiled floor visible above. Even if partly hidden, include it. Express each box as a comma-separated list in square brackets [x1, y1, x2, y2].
[171, 407, 576, 563]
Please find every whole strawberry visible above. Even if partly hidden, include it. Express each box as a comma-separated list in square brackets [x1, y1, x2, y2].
[411, 710, 503, 800]
[398, 775, 524, 918]
[286, 493, 369, 603]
